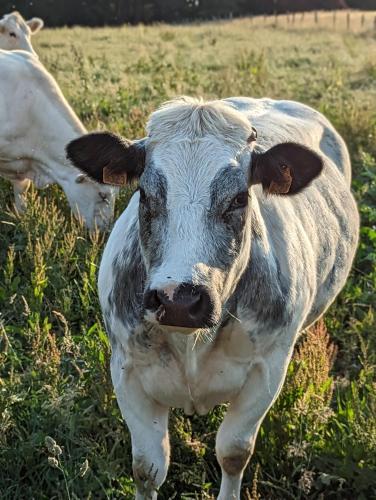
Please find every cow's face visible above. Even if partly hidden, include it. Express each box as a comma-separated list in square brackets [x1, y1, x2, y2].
[0, 12, 43, 55]
[139, 135, 253, 332]
[66, 98, 323, 333]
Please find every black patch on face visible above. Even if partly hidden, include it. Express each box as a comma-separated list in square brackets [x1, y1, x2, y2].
[111, 221, 146, 329]
[207, 166, 249, 271]
[138, 167, 168, 269]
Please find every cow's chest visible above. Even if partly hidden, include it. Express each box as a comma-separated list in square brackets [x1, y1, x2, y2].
[130, 322, 259, 415]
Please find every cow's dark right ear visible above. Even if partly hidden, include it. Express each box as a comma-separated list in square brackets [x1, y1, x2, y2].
[66, 132, 146, 186]
[250, 142, 323, 195]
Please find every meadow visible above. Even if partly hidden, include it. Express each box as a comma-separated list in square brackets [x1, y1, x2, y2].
[0, 14, 376, 499]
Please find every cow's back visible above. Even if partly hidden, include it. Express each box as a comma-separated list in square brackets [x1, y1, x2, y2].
[0, 48, 37, 81]
[0, 50, 44, 134]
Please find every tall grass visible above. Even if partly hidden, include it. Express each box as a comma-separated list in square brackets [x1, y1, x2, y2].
[0, 17, 375, 498]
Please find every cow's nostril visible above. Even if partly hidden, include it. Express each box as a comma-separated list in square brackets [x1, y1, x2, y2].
[188, 292, 203, 318]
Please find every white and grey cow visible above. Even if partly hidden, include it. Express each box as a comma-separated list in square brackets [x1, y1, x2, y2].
[0, 49, 115, 229]
[0, 11, 43, 55]
[67, 96, 359, 499]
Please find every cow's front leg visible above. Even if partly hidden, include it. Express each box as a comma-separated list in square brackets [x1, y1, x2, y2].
[111, 350, 170, 499]
[13, 178, 31, 212]
[216, 341, 295, 500]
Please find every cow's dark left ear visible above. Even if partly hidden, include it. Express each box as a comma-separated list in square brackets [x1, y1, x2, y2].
[250, 142, 323, 195]
[66, 132, 146, 186]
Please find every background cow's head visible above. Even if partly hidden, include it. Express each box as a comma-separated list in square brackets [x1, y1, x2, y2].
[0, 11, 43, 55]
[63, 172, 116, 231]
[67, 97, 322, 333]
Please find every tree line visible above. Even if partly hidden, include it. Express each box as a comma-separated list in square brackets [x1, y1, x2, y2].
[3, 0, 374, 26]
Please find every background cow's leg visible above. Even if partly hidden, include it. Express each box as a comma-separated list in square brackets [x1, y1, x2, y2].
[215, 340, 295, 500]
[12, 178, 31, 212]
[111, 349, 170, 500]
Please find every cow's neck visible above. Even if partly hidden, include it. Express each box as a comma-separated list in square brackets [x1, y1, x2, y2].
[26, 84, 86, 187]
[37, 130, 86, 188]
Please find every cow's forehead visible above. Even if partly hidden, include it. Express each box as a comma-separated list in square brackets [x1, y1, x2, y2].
[145, 97, 253, 143]
[141, 137, 249, 210]
[152, 136, 239, 174]
[2, 14, 28, 33]
[147, 137, 245, 200]
[141, 97, 254, 203]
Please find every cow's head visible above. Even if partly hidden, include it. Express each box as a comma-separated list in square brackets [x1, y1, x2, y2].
[63, 172, 116, 231]
[67, 97, 323, 333]
[0, 11, 43, 55]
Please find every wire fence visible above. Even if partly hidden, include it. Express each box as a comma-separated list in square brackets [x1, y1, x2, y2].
[251, 9, 376, 32]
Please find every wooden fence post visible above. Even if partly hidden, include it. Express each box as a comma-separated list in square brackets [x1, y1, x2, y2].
[347, 12, 350, 31]
[361, 14, 365, 29]
[314, 11, 318, 25]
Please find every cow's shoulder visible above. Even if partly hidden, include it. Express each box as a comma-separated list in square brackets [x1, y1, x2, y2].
[110, 226, 145, 331]
[236, 245, 292, 335]
[0, 48, 38, 70]
[0, 49, 48, 93]
[233, 202, 293, 335]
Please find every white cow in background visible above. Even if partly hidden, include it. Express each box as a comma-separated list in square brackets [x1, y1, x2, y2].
[0, 49, 115, 229]
[0, 11, 43, 55]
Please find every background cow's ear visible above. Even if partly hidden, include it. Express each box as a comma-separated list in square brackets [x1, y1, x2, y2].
[250, 142, 323, 195]
[26, 17, 44, 33]
[66, 132, 146, 186]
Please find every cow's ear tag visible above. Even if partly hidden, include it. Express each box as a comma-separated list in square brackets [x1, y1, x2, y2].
[268, 165, 292, 194]
[103, 165, 127, 186]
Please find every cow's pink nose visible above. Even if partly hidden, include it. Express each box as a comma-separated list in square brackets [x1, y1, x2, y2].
[143, 283, 216, 329]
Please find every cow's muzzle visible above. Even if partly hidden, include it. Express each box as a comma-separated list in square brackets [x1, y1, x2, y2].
[143, 282, 217, 331]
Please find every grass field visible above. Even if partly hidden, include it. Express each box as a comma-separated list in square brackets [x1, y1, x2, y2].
[1, 14, 376, 499]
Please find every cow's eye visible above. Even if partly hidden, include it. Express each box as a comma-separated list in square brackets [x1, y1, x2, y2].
[227, 192, 248, 212]
[9, 32, 17, 38]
